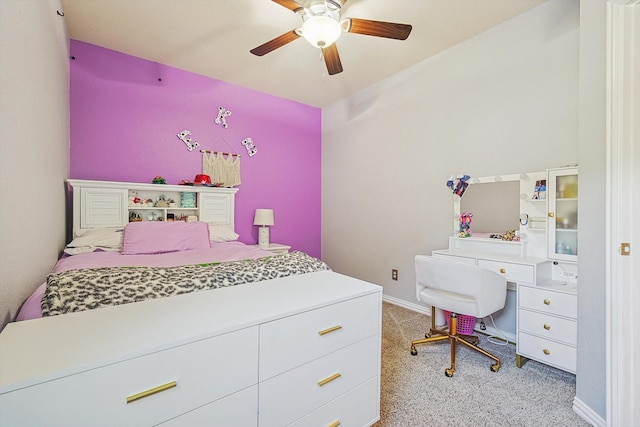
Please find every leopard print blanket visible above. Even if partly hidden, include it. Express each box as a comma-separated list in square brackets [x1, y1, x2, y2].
[41, 251, 330, 317]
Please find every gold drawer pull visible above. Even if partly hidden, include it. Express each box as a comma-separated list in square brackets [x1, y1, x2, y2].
[543, 299, 551, 305]
[328, 421, 341, 427]
[543, 324, 551, 330]
[318, 372, 342, 387]
[319, 325, 343, 336]
[499, 268, 506, 274]
[126, 381, 177, 404]
[543, 349, 551, 355]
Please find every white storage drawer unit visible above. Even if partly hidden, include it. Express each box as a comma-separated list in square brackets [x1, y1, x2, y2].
[0, 327, 258, 426]
[290, 378, 380, 427]
[478, 259, 535, 284]
[518, 309, 577, 345]
[157, 386, 259, 427]
[518, 286, 578, 318]
[517, 331, 577, 373]
[517, 284, 577, 373]
[0, 271, 382, 426]
[259, 292, 380, 380]
[259, 335, 379, 427]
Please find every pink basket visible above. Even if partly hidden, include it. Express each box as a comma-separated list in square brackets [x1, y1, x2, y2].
[443, 310, 476, 335]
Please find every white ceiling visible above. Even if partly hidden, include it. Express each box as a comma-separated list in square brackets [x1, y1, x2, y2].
[60, 0, 547, 108]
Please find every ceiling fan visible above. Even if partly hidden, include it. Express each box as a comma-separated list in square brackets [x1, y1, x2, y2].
[250, 0, 412, 75]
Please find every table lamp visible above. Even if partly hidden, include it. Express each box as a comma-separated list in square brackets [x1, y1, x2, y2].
[253, 209, 274, 248]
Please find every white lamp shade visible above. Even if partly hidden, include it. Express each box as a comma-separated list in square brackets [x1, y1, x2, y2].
[253, 209, 274, 226]
[300, 16, 342, 48]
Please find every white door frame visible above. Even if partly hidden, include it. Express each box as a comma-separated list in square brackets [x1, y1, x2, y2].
[606, 1, 639, 426]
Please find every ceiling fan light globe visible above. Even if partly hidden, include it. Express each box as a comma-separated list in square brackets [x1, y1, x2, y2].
[301, 16, 342, 48]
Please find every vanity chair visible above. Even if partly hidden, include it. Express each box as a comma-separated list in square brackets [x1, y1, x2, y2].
[410, 255, 507, 377]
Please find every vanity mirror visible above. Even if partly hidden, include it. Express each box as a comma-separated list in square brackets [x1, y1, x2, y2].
[453, 174, 520, 236]
[451, 171, 548, 258]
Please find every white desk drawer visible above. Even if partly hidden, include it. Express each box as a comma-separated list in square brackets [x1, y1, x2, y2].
[518, 332, 576, 373]
[259, 334, 379, 427]
[0, 327, 258, 427]
[519, 286, 577, 318]
[478, 259, 534, 284]
[157, 385, 258, 426]
[259, 293, 380, 381]
[431, 253, 477, 265]
[518, 309, 577, 345]
[289, 377, 380, 427]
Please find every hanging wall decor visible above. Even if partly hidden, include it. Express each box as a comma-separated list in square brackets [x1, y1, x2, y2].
[242, 137, 257, 157]
[214, 106, 232, 128]
[176, 130, 199, 151]
[200, 137, 241, 187]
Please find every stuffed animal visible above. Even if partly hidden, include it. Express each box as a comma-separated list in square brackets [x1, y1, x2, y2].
[128, 190, 141, 207]
[458, 212, 473, 237]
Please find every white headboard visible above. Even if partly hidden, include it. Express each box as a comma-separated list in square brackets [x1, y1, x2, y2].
[67, 179, 238, 238]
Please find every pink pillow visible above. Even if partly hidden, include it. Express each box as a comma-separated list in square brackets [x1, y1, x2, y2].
[122, 221, 211, 255]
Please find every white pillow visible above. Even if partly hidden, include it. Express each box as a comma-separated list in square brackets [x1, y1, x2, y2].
[65, 227, 124, 254]
[208, 224, 239, 243]
[68, 227, 124, 248]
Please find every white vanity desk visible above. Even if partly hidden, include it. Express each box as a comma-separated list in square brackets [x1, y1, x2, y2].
[430, 169, 579, 374]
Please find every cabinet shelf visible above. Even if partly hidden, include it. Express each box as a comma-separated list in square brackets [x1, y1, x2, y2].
[547, 168, 578, 262]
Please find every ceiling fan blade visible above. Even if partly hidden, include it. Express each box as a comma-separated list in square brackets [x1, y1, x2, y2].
[250, 30, 300, 56]
[271, 0, 304, 12]
[322, 44, 343, 75]
[271, 0, 304, 13]
[346, 18, 412, 40]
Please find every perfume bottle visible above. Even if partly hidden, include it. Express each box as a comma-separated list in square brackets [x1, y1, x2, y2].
[556, 241, 565, 254]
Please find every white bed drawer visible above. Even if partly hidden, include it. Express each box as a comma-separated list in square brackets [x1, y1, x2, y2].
[518, 332, 576, 373]
[289, 377, 380, 427]
[478, 259, 534, 284]
[0, 327, 258, 427]
[259, 334, 379, 427]
[519, 286, 577, 318]
[259, 293, 380, 381]
[518, 309, 577, 345]
[156, 385, 258, 426]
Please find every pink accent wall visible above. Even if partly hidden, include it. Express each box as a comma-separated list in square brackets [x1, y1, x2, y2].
[69, 40, 321, 258]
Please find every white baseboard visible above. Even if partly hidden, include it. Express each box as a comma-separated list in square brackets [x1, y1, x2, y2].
[382, 294, 429, 315]
[572, 397, 605, 427]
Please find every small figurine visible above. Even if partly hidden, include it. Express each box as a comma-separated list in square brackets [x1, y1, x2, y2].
[459, 212, 473, 237]
[152, 176, 167, 184]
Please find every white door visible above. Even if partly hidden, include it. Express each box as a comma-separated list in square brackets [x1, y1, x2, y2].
[606, 2, 639, 426]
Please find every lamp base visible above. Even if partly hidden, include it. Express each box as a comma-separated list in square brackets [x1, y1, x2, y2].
[258, 226, 270, 248]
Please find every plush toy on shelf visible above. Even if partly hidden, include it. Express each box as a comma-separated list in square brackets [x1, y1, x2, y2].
[128, 190, 141, 207]
[459, 212, 473, 237]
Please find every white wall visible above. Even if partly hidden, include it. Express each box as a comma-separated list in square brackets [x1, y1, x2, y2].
[0, 0, 69, 331]
[322, 0, 579, 306]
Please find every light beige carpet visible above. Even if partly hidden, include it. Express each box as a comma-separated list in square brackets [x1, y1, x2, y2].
[374, 302, 591, 427]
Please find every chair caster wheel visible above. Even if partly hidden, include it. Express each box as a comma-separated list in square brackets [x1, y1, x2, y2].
[490, 364, 500, 372]
[425, 333, 431, 338]
[445, 368, 454, 377]
[410, 347, 418, 356]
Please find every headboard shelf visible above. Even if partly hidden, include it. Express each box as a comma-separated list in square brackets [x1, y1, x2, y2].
[67, 179, 238, 238]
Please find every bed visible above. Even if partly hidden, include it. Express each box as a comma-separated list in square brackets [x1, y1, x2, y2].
[0, 179, 383, 426]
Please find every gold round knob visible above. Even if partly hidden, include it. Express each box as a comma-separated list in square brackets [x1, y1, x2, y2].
[543, 324, 551, 330]
[543, 349, 550, 355]
[500, 268, 506, 274]
[548, 212, 555, 217]
[544, 299, 551, 305]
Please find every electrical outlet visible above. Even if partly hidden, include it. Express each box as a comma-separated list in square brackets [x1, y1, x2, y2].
[391, 269, 398, 281]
